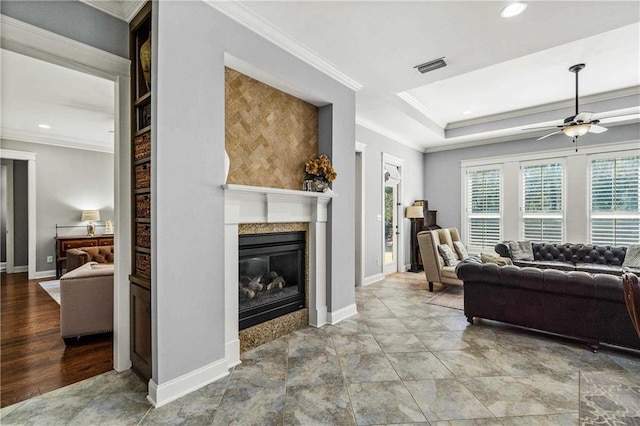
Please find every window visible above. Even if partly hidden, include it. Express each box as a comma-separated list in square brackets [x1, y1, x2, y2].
[521, 162, 564, 242]
[466, 167, 501, 250]
[590, 154, 640, 245]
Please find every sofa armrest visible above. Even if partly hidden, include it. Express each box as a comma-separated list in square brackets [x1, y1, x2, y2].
[494, 242, 512, 259]
[60, 262, 114, 339]
[66, 248, 91, 272]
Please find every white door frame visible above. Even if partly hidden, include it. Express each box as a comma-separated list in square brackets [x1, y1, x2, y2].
[381, 153, 404, 275]
[355, 142, 366, 287]
[1, 16, 132, 371]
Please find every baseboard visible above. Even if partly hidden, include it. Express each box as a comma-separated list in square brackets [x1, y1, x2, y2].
[225, 339, 241, 369]
[0, 262, 5, 272]
[363, 273, 384, 286]
[147, 357, 230, 408]
[328, 303, 358, 325]
[14, 265, 28, 273]
[34, 270, 56, 279]
[401, 264, 410, 272]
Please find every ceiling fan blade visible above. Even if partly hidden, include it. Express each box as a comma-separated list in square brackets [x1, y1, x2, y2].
[588, 124, 608, 134]
[523, 125, 562, 131]
[574, 112, 594, 123]
[537, 130, 563, 141]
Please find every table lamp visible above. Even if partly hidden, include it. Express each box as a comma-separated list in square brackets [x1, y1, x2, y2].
[81, 210, 100, 236]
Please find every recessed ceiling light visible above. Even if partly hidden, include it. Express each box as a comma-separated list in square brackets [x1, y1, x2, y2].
[38, 124, 51, 129]
[500, 2, 527, 18]
[463, 110, 473, 115]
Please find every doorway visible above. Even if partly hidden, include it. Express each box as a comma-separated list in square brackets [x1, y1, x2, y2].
[1, 159, 28, 275]
[355, 142, 366, 287]
[382, 154, 404, 276]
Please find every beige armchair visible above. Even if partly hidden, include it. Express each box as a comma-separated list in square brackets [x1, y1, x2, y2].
[60, 262, 114, 344]
[417, 228, 464, 292]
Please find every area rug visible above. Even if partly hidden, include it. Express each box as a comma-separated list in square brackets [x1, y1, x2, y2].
[39, 280, 61, 305]
[426, 284, 464, 310]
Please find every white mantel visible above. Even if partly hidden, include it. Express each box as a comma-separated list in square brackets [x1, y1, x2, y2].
[222, 184, 334, 368]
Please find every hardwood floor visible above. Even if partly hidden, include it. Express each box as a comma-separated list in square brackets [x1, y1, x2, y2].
[1, 272, 113, 408]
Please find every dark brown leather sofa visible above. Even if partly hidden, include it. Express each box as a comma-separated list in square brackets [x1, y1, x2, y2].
[494, 242, 640, 275]
[456, 258, 640, 351]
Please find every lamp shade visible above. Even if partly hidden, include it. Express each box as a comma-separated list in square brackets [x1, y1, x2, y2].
[563, 124, 591, 137]
[81, 210, 100, 222]
[406, 206, 424, 219]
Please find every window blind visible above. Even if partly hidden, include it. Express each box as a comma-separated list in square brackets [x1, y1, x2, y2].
[590, 155, 640, 245]
[522, 163, 563, 242]
[467, 169, 501, 249]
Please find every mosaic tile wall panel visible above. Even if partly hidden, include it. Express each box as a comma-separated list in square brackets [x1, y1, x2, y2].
[225, 67, 318, 190]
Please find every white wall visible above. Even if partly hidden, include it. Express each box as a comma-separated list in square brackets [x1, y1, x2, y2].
[356, 125, 425, 281]
[153, 1, 356, 386]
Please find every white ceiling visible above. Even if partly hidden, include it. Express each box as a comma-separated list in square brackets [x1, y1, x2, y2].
[218, 0, 640, 151]
[1, 49, 115, 153]
[3, 1, 639, 153]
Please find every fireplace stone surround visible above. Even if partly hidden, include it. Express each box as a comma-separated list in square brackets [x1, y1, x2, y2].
[223, 184, 333, 367]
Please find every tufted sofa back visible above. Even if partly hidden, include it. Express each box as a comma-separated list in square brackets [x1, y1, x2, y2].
[531, 242, 582, 263]
[496, 241, 628, 266]
[576, 245, 626, 266]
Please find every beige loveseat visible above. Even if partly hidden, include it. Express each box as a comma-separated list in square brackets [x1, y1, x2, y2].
[60, 262, 113, 344]
[417, 228, 464, 292]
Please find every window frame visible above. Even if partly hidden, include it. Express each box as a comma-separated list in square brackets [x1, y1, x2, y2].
[519, 158, 566, 243]
[588, 150, 640, 245]
[462, 164, 503, 253]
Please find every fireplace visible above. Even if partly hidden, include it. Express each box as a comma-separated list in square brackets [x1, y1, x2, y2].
[238, 231, 306, 330]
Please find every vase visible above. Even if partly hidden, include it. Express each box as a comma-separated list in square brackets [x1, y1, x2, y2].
[303, 176, 329, 192]
[140, 32, 152, 90]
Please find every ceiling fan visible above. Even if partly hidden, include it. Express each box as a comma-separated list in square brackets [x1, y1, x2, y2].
[524, 63, 608, 150]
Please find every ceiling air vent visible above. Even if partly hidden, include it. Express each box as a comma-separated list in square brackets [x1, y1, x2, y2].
[414, 57, 447, 74]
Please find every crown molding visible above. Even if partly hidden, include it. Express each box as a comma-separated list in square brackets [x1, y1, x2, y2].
[447, 86, 640, 130]
[78, 0, 146, 22]
[396, 91, 447, 129]
[1, 128, 114, 154]
[204, 0, 362, 92]
[356, 117, 425, 153]
[0, 15, 130, 78]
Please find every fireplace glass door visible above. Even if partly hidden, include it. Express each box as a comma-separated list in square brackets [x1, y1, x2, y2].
[238, 232, 305, 329]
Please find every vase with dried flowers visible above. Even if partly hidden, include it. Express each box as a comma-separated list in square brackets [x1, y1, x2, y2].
[303, 155, 337, 192]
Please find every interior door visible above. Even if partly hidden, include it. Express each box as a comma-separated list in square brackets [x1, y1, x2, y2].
[383, 164, 401, 275]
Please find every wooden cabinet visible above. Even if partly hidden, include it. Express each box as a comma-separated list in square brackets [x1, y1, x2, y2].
[130, 3, 153, 382]
[130, 280, 152, 381]
[54, 235, 114, 278]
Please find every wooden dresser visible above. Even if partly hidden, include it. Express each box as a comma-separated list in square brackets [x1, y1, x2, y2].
[54, 235, 114, 278]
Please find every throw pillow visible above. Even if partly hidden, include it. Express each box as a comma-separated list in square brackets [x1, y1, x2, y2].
[623, 244, 640, 268]
[438, 244, 459, 267]
[509, 240, 534, 261]
[481, 253, 513, 266]
[453, 241, 469, 260]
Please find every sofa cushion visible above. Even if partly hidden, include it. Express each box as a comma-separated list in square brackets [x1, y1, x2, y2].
[622, 244, 640, 268]
[509, 240, 534, 261]
[575, 263, 624, 276]
[441, 266, 459, 280]
[481, 253, 513, 266]
[438, 244, 458, 266]
[577, 245, 626, 266]
[527, 260, 575, 272]
[453, 241, 469, 260]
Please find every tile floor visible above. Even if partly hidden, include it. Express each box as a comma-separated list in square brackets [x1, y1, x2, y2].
[1, 273, 639, 425]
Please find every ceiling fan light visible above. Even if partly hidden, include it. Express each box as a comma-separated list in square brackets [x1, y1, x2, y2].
[563, 124, 591, 137]
[500, 2, 528, 18]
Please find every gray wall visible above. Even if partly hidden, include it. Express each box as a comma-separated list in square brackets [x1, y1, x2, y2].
[356, 125, 425, 280]
[154, 1, 356, 384]
[1, 140, 114, 272]
[1, 0, 128, 58]
[13, 160, 29, 266]
[424, 123, 640, 231]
